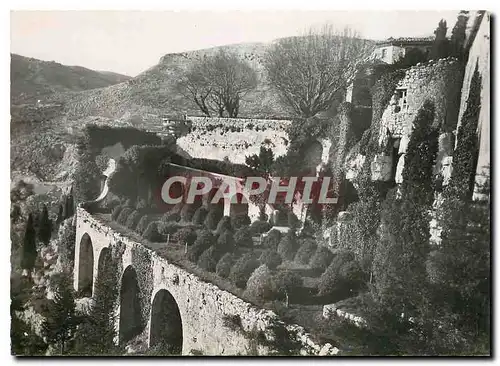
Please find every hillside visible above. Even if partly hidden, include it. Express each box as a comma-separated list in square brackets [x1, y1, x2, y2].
[10, 53, 131, 104]
[43, 42, 292, 121]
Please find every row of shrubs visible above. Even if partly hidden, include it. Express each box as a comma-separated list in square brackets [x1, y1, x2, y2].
[110, 199, 364, 302]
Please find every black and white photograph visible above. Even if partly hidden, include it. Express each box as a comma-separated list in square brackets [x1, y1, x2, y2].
[8, 8, 491, 356]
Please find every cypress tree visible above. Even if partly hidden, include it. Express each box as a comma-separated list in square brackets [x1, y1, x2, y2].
[42, 274, 78, 354]
[20, 213, 37, 275]
[429, 19, 450, 60]
[38, 204, 52, 246]
[71, 254, 121, 355]
[450, 10, 469, 59]
[66, 187, 75, 218]
[56, 203, 64, 226]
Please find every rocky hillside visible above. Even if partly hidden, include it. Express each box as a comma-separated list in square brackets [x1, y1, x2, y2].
[11, 53, 131, 104]
[43, 42, 290, 122]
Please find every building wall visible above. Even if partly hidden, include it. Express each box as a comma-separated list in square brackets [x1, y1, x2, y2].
[456, 12, 490, 200]
[373, 58, 463, 182]
[73, 207, 339, 356]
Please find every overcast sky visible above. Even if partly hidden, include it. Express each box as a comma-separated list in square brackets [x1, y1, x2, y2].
[11, 10, 459, 77]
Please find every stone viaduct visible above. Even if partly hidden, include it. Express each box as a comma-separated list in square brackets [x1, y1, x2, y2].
[73, 207, 338, 356]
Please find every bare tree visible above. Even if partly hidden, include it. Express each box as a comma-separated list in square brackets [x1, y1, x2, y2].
[263, 25, 373, 118]
[176, 58, 212, 116]
[177, 50, 258, 117]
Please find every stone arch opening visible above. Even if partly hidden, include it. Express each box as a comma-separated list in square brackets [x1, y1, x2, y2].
[119, 266, 143, 344]
[78, 233, 94, 297]
[149, 289, 183, 355]
[97, 247, 111, 283]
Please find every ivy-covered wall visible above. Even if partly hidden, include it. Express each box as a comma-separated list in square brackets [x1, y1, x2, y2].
[73, 207, 340, 356]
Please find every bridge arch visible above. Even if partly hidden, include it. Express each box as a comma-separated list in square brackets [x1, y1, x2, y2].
[78, 233, 94, 297]
[119, 265, 143, 344]
[149, 288, 183, 355]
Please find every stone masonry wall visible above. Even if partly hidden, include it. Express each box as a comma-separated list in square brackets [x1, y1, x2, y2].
[175, 116, 292, 165]
[374, 58, 463, 183]
[74, 207, 339, 356]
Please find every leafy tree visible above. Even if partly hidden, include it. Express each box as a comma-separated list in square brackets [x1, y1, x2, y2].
[318, 257, 364, 299]
[264, 25, 372, 117]
[245, 146, 275, 174]
[230, 214, 251, 230]
[42, 274, 78, 354]
[116, 208, 133, 225]
[37, 204, 52, 246]
[21, 213, 37, 274]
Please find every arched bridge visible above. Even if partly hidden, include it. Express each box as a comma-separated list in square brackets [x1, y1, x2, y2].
[73, 207, 336, 355]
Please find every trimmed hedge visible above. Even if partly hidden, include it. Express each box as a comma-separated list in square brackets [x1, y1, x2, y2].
[230, 214, 251, 230]
[204, 207, 223, 230]
[259, 250, 283, 270]
[117, 208, 133, 225]
[172, 227, 198, 246]
[159, 221, 180, 237]
[294, 239, 317, 265]
[229, 253, 260, 289]
[277, 231, 300, 261]
[162, 211, 181, 223]
[187, 230, 215, 262]
[216, 216, 232, 235]
[309, 246, 335, 273]
[135, 215, 151, 235]
[111, 205, 123, 221]
[249, 220, 271, 235]
[192, 207, 208, 225]
[271, 270, 303, 301]
[216, 253, 236, 278]
[216, 230, 235, 253]
[262, 229, 282, 251]
[197, 245, 224, 272]
[181, 204, 199, 222]
[125, 210, 141, 230]
[143, 221, 163, 242]
[244, 264, 274, 301]
[234, 226, 254, 248]
[318, 257, 364, 297]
